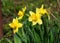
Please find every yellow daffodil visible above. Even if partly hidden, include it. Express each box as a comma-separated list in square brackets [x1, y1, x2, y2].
[36, 8, 42, 16]
[29, 11, 42, 25]
[9, 17, 23, 33]
[18, 6, 26, 19]
[36, 4, 50, 20]
[39, 4, 48, 14]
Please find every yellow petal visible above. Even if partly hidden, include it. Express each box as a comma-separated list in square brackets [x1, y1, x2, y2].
[36, 14, 41, 18]
[43, 9, 48, 14]
[36, 8, 40, 14]
[18, 15, 23, 19]
[13, 18, 18, 24]
[18, 23, 23, 28]
[13, 23, 23, 34]
[41, 4, 44, 9]
[32, 21, 37, 25]
[9, 23, 15, 28]
[13, 27, 18, 34]
[28, 16, 32, 21]
[29, 11, 35, 16]
[18, 11, 24, 20]
[22, 6, 26, 12]
[37, 19, 42, 25]
[18, 11, 24, 16]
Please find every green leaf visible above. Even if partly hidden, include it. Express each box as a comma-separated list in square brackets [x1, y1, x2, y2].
[6, 38, 13, 43]
[32, 28, 41, 43]
[14, 34, 22, 43]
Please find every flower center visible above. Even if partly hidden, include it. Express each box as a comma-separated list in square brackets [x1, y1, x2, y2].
[32, 15, 37, 21]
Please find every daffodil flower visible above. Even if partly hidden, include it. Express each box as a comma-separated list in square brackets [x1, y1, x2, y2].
[39, 4, 48, 14]
[9, 17, 23, 34]
[18, 6, 26, 19]
[36, 4, 50, 20]
[29, 11, 42, 25]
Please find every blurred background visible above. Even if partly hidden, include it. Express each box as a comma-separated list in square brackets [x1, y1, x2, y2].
[0, 0, 60, 43]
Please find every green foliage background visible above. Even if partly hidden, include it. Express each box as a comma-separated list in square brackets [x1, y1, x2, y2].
[0, 0, 60, 43]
